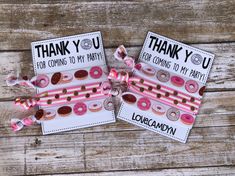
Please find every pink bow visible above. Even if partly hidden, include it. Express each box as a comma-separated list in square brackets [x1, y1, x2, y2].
[114, 45, 135, 69]
[11, 116, 36, 132]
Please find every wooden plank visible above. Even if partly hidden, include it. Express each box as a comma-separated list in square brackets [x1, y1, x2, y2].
[0, 1, 234, 176]
[0, 134, 85, 176]
[0, 90, 235, 137]
[83, 127, 235, 172]
[0, 136, 25, 176]
[43, 166, 235, 176]
[0, 43, 235, 99]
[0, 126, 234, 175]
[0, 1, 234, 50]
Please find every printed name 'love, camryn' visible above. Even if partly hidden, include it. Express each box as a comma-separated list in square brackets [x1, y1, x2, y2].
[131, 112, 176, 135]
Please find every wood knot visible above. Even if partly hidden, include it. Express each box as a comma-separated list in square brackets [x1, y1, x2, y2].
[35, 138, 41, 145]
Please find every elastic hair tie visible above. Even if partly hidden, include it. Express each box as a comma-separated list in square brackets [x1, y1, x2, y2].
[114, 45, 135, 70]
[11, 116, 36, 132]
[7, 64, 120, 132]
[10, 108, 57, 132]
[6, 73, 49, 89]
[10, 80, 120, 132]
[108, 69, 200, 115]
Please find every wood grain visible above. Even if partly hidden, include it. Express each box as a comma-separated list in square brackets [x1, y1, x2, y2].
[0, 126, 234, 175]
[0, 43, 234, 176]
[44, 166, 235, 176]
[0, 43, 235, 99]
[0, 0, 234, 50]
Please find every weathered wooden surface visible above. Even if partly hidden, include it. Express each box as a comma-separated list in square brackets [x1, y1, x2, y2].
[1, 127, 235, 175]
[0, 0, 235, 50]
[0, 0, 235, 176]
[44, 167, 235, 176]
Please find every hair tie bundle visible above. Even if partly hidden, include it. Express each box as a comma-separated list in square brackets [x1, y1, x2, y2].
[7, 74, 119, 131]
[109, 45, 203, 116]
[114, 45, 135, 70]
[6, 42, 208, 137]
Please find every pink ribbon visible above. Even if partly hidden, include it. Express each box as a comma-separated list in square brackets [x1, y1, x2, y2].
[11, 116, 36, 132]
[108, 70, 201, 115]
[11, 81, 119, 131]
[114, 45, 135, 69]
[111, 45, 201, 115]
[14, 81, 119, 109]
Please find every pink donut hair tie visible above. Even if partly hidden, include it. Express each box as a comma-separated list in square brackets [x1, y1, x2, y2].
[10, 116, 36, 132]
[114, 45, 127, 61]
[108, 69, 129, 82]
[22, 117, 34, 126]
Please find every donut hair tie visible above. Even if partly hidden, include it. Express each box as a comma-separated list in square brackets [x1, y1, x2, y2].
[10, 108, 58, 132]
[11, 116, 36, 132]
[108, 69, 200, 115]
[6, 73, 49, 89]
[114, 45, 135, 70]
[10, 80, 119, 132]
